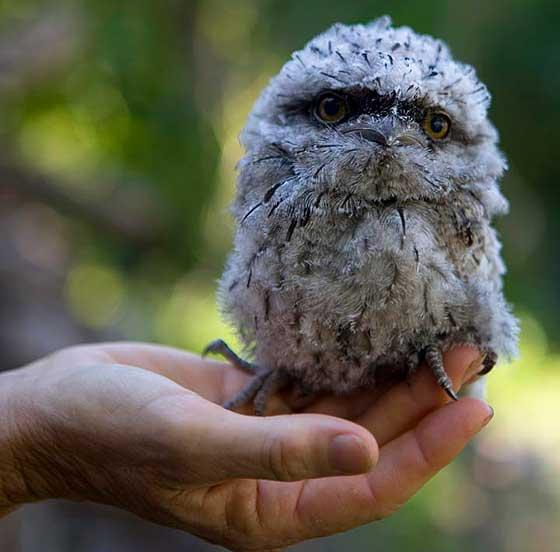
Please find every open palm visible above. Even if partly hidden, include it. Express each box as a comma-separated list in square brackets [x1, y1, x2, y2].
[16, 343, 490, 551]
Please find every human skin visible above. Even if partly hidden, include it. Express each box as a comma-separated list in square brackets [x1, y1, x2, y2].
[0, 343, 491, 551]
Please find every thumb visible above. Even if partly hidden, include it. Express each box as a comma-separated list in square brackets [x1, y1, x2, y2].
[184, 403, 379, 483]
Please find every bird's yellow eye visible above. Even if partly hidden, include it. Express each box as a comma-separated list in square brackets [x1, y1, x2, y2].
[315, 94, 348, 124]
[423, 112, 451, 140]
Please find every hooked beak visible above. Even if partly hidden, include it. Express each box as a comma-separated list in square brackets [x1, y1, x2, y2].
[342, 118, 424, 148]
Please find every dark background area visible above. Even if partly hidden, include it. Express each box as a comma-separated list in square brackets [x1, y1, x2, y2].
[0, 1, 558, 551]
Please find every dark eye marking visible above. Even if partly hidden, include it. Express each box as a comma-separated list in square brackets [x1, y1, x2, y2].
[279, 88, 461, 141]
[308, 88, 424, 124]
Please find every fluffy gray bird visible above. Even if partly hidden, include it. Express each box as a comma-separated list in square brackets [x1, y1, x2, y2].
[204, 16, 518, 415]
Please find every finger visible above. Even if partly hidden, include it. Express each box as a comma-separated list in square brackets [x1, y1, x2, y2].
[287, 398, 492, 539]
[363, 397, 493, 517]
[77, 342, 251, 404]
[356, 346, 483, 445]
[174, 399, 379, 483]
[300, 346, 482, 421]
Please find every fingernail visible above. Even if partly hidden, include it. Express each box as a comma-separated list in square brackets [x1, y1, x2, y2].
[463, 353, 486, 384]
[328, 434, 373, 474]
[482, 405, 494, 427]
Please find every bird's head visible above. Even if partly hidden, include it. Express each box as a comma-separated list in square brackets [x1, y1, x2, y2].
[237, 17, 508, 221]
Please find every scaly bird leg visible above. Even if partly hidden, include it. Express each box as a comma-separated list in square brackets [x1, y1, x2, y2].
[425, 345, 459, 401]
[202, 339, 257, 374]
[224, 370, 274, 414]
[223, 368, 289, 416]
[253, 369, 290, 416]
[203, 339, 287, 415]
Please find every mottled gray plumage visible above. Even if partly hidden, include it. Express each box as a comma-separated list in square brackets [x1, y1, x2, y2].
[205, 16, 518, 414]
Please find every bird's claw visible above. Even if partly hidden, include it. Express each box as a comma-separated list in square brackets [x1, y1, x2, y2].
[202, 338, 256, 374]
[425, 345, 459, 402]
[202, 339, 224, 358]
[444, 385, 459, 402]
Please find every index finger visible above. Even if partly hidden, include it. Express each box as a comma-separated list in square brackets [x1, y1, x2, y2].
[282, 398, 492, 540]
[356, 346, 483, 445]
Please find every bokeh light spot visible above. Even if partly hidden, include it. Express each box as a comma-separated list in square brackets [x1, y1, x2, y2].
[65, 263, 124, 328]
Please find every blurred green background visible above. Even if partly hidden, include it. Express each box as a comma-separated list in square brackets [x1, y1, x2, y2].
[0, 1, 558, 551]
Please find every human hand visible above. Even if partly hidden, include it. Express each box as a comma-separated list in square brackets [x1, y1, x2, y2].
[0, 342, 491, 551]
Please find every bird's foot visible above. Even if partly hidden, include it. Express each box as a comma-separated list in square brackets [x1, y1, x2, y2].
[425, 345, 459, 401]
[202, 338, 257, 375]
[203, 339, 288, 415]
[225, 369, 289, 415]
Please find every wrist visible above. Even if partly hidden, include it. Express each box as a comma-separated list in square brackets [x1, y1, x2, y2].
[0, 369, 37, 513]
[0, 365, 76, 513]
[0, 360, 121, 513]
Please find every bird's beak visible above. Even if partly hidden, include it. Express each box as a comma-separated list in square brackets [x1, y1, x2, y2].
[342, 116, 424, 148]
